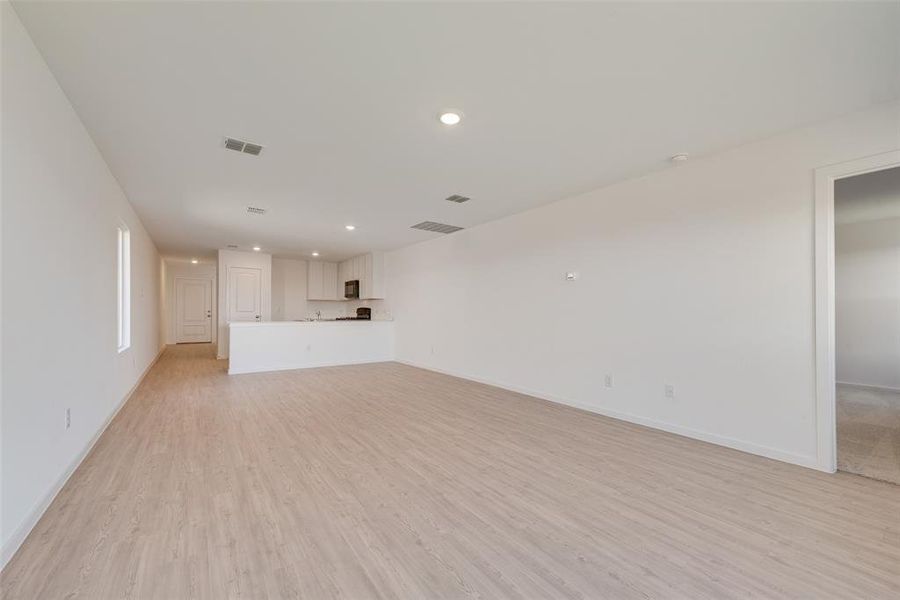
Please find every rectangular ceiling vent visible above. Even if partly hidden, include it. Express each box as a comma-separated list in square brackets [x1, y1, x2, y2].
[243, 143, 263, 156]
[445, 194, 470, 203]
[227, 244, 239, 249]
[411, 221, 464, 234]
[246, 206, 267, 215]
[223, 136, 264, 156]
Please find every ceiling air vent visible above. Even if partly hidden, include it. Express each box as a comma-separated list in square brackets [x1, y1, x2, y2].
[243, 143, 263, 156]
[223, 136, 264, 156]
[246, 206, 267, 215]
[411, 221, 464, 234]
[445, 194, 470, 203]
[227, 244, 239, 249]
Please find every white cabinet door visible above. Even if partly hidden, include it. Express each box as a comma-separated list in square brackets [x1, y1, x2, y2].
[339, 260, 349, 286]
[308, 261, 341, 300]
[372, 251, 385, 299]
[359, 253, 372, 299]
[358, 252, 385, 299]
[229, 266, 262, 322]
[323, 262, 339, 300]
[307, 261, 324, 299]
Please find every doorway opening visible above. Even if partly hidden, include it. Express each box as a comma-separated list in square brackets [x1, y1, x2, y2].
[814, 150, 900, 480]
[833, 167, 900, 483]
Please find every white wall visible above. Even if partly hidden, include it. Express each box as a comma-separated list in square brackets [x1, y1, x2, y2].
[387, 102, 900, 470]
[835, 217, 900, 390]
[162, 259, 217, 345]
[1, 4, 163, 567]
[217, 249, 271, 358]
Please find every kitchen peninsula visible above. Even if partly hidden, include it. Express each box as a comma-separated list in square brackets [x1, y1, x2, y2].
[228, 319, 394, 374]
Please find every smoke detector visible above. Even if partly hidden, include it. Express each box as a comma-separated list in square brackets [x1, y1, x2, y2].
[223, 136, 264, 156]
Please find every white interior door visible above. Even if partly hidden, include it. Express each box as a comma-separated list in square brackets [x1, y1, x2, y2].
[175, 277, 212, 343]
[229, 266, 262, 322]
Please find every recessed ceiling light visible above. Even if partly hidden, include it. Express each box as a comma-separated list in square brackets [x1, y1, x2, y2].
[345, 225, 356, 231]
[191, 259, 198, 264]
[252, 246, 261, 251]
[439, 111, 461, 126]
[670, 153, 689, 162]
[311, 251, 319, 257]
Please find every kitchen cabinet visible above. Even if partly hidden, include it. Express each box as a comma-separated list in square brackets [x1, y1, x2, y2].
[338, 251, 384, 299]
[313, 252, 385, 301]
[323, 262, 338, 299]
[338, 260, 350, 291]
[307, 261, 340, 300]
[343, 255, 362, 282]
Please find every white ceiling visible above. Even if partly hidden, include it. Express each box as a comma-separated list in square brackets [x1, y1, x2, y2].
[836, 166, 900, 225]
[14, 1, 900, 261]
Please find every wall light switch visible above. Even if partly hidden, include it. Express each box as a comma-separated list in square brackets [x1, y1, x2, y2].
[664, 384, 675, 399]
[604, 374, 613, 388]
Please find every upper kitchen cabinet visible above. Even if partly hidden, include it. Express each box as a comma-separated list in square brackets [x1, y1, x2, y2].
[339, 251, 385, 299]
[307, 261, 340, 300]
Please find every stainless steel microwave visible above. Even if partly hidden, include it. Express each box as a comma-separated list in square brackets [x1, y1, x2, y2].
[344, 279, 359, 299]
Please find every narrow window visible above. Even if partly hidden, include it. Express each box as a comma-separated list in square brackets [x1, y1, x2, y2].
[117, 224, 131, 352]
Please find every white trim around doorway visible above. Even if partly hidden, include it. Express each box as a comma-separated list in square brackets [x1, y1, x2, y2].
[813, 149, 900, 472]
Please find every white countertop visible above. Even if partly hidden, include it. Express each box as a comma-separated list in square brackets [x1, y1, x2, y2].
[229, 319, 393, 328]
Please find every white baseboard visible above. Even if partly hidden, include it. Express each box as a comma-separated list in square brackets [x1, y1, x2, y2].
[836, 380, 900, 393]
[396, 359, 821, 472]
[1, 348, 165, 571]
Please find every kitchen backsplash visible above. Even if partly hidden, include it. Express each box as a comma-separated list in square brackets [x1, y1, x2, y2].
[304, 299, 392, 320]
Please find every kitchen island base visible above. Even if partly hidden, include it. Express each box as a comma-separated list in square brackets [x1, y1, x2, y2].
[228, 321, 395, 374]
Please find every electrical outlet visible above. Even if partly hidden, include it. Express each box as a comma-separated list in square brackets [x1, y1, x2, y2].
[664, 384, 675, 399]
[604, 374, 613, 388]
[65, 408, 71, 430]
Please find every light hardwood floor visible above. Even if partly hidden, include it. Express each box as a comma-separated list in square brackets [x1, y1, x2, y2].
[2, 344, 899, 599]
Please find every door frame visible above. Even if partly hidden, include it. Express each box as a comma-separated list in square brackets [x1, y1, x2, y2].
[174, 275, 214, 343]
[813, 149, 900, 473]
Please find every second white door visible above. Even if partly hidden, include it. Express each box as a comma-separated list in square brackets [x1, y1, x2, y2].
[175, 277, 212, 343]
